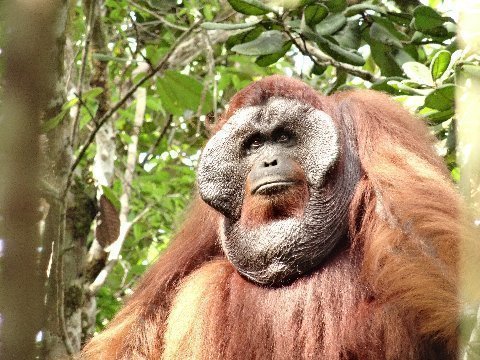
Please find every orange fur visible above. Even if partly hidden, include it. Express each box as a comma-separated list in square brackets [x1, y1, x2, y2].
[82, 77, 479, 359]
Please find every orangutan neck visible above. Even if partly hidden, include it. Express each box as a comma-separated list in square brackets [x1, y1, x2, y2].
[161, 252, 438, 360]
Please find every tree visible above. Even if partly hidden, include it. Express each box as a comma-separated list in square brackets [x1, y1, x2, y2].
[0, 0, 478, 358]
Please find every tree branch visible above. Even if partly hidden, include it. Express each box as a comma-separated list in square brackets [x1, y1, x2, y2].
[127, 0, 188, 31]
[69, 20, 201, 177]
[71, 0, 96, 148]
[289, 34, 382, 83]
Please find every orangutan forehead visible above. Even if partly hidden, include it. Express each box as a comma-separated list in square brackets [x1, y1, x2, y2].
[225, 97, 318, 130]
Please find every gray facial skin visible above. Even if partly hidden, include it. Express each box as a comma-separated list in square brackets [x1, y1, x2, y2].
[197, 97, 361, 286]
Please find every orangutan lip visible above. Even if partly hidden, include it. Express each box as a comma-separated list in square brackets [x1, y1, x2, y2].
[253, 181, 296, 195]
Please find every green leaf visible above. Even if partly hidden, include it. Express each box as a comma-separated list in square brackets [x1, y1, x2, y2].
[402, 62, 434, 86]
[201, 21, 260, 30]
[387, 11, 412, 26]
[369, 22, 403, 49]
[255, 41, 292, 66]
[430, 50, 451, 80]
[203, 5, 214, 20]
[83, 87, 104, 100]
[316, 13, 346, 36]
[402, 44, 420, 62]
[102, 186, 121, 211]
[394, 49, 416, 68]
[424, 84, 455, 111]
[386, 80, 424, 95]
[304, 4, 329, 27]
[231, 30, 285, 56]
[363, 30, 402, 76]
[333, 20, 361, 49]
[157, 71, 213, 115]
[303, 28, 365, 65]
[424, 25, 449, 38]
[227, 0, 275, 15]
[344, 3, 385, 17]
[371, 47, 402, 76]
[427, 108, 454, 124]
[324, 0, 347, 13]
[370, 77, 404, 95]
[451, 167, 460, 183]
[146, 97, 163, 112]
[371, 15, 408, 41]
[145, 45, 166, 65]
[42, 110, 68, 132]
[413, 6, 445, 32]
[62, 97, 79, 111]
[226, 26, 265, 50]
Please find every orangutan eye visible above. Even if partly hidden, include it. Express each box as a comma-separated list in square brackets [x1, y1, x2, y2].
[251, 139, 263, 149]
[273, 129, 295, 146]
[245, 135, 265, 152]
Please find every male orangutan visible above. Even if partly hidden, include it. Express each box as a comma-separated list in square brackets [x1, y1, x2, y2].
[82, 76, 471, 359]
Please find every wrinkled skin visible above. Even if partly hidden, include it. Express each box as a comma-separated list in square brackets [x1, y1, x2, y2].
[198, 97, 361, 285]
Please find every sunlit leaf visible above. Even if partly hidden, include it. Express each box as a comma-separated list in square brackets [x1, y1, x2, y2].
[451, 167, 460, 182]
[42, 110, 68, 132]
[231, 30, 285, 56]
[402, 62, 434, 86]
[424, 84, 455, 111]
[83, 87, 104, 100]
[62, 97, 79, 111]
[430, 50, 451, 80]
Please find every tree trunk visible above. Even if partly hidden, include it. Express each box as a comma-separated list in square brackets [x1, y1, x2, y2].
[0, 1, 70, 359]
[40, 1, 97, 358]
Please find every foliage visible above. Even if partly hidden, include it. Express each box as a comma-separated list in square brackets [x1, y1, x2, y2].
[49, 0, 478, 335]
[201, 0, 470, 175]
